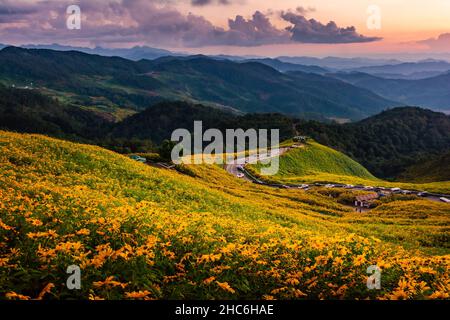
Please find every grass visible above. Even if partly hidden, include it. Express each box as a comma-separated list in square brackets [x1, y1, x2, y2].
[0, 131, 449, 300]
[248, 141, 450, 194]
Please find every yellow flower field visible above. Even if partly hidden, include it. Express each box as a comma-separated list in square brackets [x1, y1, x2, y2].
[0, 131, 449, 300]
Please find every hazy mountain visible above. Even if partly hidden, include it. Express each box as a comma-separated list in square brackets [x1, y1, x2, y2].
[209, 54, 263, 61]
[368, 71, 446, 80]
[21, 43, 177, 60]
[242, 58, 329, 74]
[347, 60, 450, 77]
[330, 71, 450, 110]
[277, 56, 402, 69]
[0, 47, 396, 120]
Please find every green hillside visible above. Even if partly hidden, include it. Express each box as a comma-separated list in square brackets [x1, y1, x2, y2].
[249, 141, 377, 184]
[296, 107, 450, 178]
[1, 131, 449, 300]
[248, 140, 450, 194]
[0, 86, 107, 139]
[110, 101, 295, 144]
[0, 47, 395, 120]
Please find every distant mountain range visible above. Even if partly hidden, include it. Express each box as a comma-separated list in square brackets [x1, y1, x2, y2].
[344, 60, 450, 79]
[276, 56, 403, 69]
[2, 44, 450, 117]
[18, 43, 178, 60]
[330, 71, 450, 110]
[0, 46, 396, 120]
[4, 42, 450, 78]
[240, 58, 329, 74]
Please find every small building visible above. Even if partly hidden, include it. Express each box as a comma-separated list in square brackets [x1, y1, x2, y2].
[293, 136, 308, 143]
[354, 193, 379, 208]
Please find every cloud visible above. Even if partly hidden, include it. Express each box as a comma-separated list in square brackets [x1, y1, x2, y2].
[295, 6, 315, 15]
[281, 12, 382, 44]
[418, 33, 450, 50]
[191, 0, 231, 6]
[0, 0, 380, 47]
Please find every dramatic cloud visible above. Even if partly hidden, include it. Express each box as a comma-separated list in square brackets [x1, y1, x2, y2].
[0, 0, 380, 47]
[418, 33, 450, 50]
[281, 12, 382, 44]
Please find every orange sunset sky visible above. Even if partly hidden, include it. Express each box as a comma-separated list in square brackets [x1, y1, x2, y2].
[177, 0, 450, 57]
[1, 0, 450, 59]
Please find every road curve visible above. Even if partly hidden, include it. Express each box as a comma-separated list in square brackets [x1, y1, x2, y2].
[223, 146, 450, 203]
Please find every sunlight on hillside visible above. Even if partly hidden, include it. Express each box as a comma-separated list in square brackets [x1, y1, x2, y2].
[0, 131, 449, 300]
[249, 141, 450, 194]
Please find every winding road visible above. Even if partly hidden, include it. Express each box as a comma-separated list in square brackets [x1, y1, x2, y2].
[224, 146, 450, 203]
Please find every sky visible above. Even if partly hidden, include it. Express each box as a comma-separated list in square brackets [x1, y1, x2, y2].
[0, 0, 450, 59]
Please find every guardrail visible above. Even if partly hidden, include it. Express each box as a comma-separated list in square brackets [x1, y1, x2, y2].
[240, 167, 450, 199]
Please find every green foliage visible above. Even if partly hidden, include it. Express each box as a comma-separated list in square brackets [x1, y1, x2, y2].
[174, 164, 197, 177]
[0, 86, 107, 140]
[1, 131, 449, 299]
[398, 151, 450, 183]
[251, 141, 376, 181]
[111, 101, 296, 144]
[0, 47, 393, 119]
[159, 140, 178, 162]
[296, 107, 450, 178]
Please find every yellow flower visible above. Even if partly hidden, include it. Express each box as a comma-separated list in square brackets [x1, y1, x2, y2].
[125, 290, 152, 300]
[198, 253, 222, 263]
[216, 281, 235, 294]
[0, 258, 10, 267]
[76, 228, 90, 236]
[55, 242, 83, 253]
[26, 218, 43, 227]
[353, 255, 366, 267]
[428, 291, 449, 299]
[27, 230, 58, 239]
[390, 290, 409, 300]
[0, 219, 14, 231]
[203, 276, 216, 285]
[36, 283, 55, 300]
[5, 292, 31, 300]
[333, 257, 344, 267]
[93, 276, 128, 289]
[293, 289, 307, 298]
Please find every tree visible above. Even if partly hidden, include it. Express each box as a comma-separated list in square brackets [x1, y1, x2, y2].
[159, 140, 177, 162]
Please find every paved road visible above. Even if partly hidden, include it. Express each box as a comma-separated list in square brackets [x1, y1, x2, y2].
[224, 146, 450, 204]
[224, 147, 290, 182]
